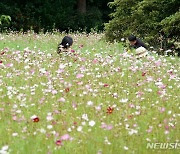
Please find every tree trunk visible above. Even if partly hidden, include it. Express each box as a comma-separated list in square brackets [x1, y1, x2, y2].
[77, 0, 86, 13]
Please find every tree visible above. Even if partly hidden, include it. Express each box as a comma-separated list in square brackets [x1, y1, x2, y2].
[77, 0, 86, 13]
[0, 15, 11, 31]
[105, 0, 180, 48]
[0, 0, 112, 32]
[105, 0, 142, 42]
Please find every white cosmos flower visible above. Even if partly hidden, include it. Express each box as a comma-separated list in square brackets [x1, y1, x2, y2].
[121, 38, 125, 42]
[1, 145, 8, 151]
[47, 125, 53, 129]
[82, 122, 86, 125]
[59, 64, 66, 69]
[46, 115, 53, 121]
[67, 128, 72, 132]
[120, 98, 128, 103]
[12, 133, 18, 137]
[39, 128, 46, 134]
[128, 129, 138, 135]
[87, 101, 93, 106]
[30, 115, 37, 119]
[82, 114, 89, 121]
[89, 120, 95, 127]
[77, 126, 83, 132]
[124, 146, 129, 150]
[39, 68, 46, 73]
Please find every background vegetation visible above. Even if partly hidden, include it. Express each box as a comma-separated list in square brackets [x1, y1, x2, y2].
[0, 0, 180, 51]
[105, 0, 180, 50]
[0, 0, 111, 32]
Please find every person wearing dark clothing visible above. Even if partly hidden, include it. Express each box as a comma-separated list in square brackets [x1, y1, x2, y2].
[128, 35, 147, 49]
[128, 35, 149, 58]
[57, 36, 73, 54]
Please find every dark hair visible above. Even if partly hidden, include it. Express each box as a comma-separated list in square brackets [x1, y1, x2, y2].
[128, 35, 136, 41]
[60, 36, 73, 49]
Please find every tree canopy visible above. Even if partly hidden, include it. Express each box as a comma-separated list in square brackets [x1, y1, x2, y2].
[0, 0, 111, 32]
[105, 0, 180, 48]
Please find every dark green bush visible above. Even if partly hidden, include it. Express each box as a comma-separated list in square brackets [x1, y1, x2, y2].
[105, 0, 180, 49]
[0, 0, 111, 32]
[0, 15, 11, 31]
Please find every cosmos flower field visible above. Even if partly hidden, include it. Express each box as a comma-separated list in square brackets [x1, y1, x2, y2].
[0, 32, 179, 154]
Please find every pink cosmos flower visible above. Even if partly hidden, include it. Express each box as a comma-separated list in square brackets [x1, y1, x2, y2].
[157, 90, 166, 96]
[0, 51, 5, 55]
[77, 81, 83, 85]
[58, 97, 65, 102]
[104, 84, 109, 87]
[60, 79, 64, 83]
[136, 91, 144, 98]
[106, 125, 113, 130]
[101, 123, 113, 130]
[39, 97, 45, 104]
[56, 140, 62, 146]
[142, 72, 146, 76]
[95, 106, 101, 111]
[54, 110, 60, 114]
[76, 73, 84, 79]
[80, 66, 86, 72]
[80, 57, 86, 62]
[30, 69, 35, 75]
[31, 115, 39, 122]
[79, 44, 83, 48]
[146, 76, 153, 82]
[164, 125, 169, 130]
[158, 124, 162, 128]
[46, 114, 53, 121]
[92, 59, 98, 64]
[129, 104, 135, 108]
[51, 90, 57, 95]
[57, 69, 64, 73]
[147, 126, 153, 133]
[170, 74, 176, 79]
[85, 84, 91, 89]
[65, 87, 70, 93]
[72, 102, 77, 109]
[12, 116, 17, 121]
[45, 71, 50, 76]
[159, 84, 166, 89]
[168, 70, 173, 75]
[0, 108, 4, 111]
[101, 123, 107, 129]
[60, 134, 71, 141]
[155, 60, 162, 67]
[159, 107, 165, 113]
[6, 63, 13, 67]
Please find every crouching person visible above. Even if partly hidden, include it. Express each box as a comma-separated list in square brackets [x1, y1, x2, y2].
[128, 35, 149, 58]
[57, 36, 73, 55]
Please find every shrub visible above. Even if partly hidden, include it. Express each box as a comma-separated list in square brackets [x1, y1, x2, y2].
[105, 0, 180, 49]
[0, 15, 11, 31]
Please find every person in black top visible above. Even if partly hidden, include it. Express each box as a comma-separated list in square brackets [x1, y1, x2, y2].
[128, 35, 147, 49]
[57, 36, 73, 54]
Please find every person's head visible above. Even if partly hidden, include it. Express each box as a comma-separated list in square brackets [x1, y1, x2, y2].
[60, 36, 73, 49]
[128, 35, 137, 45]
